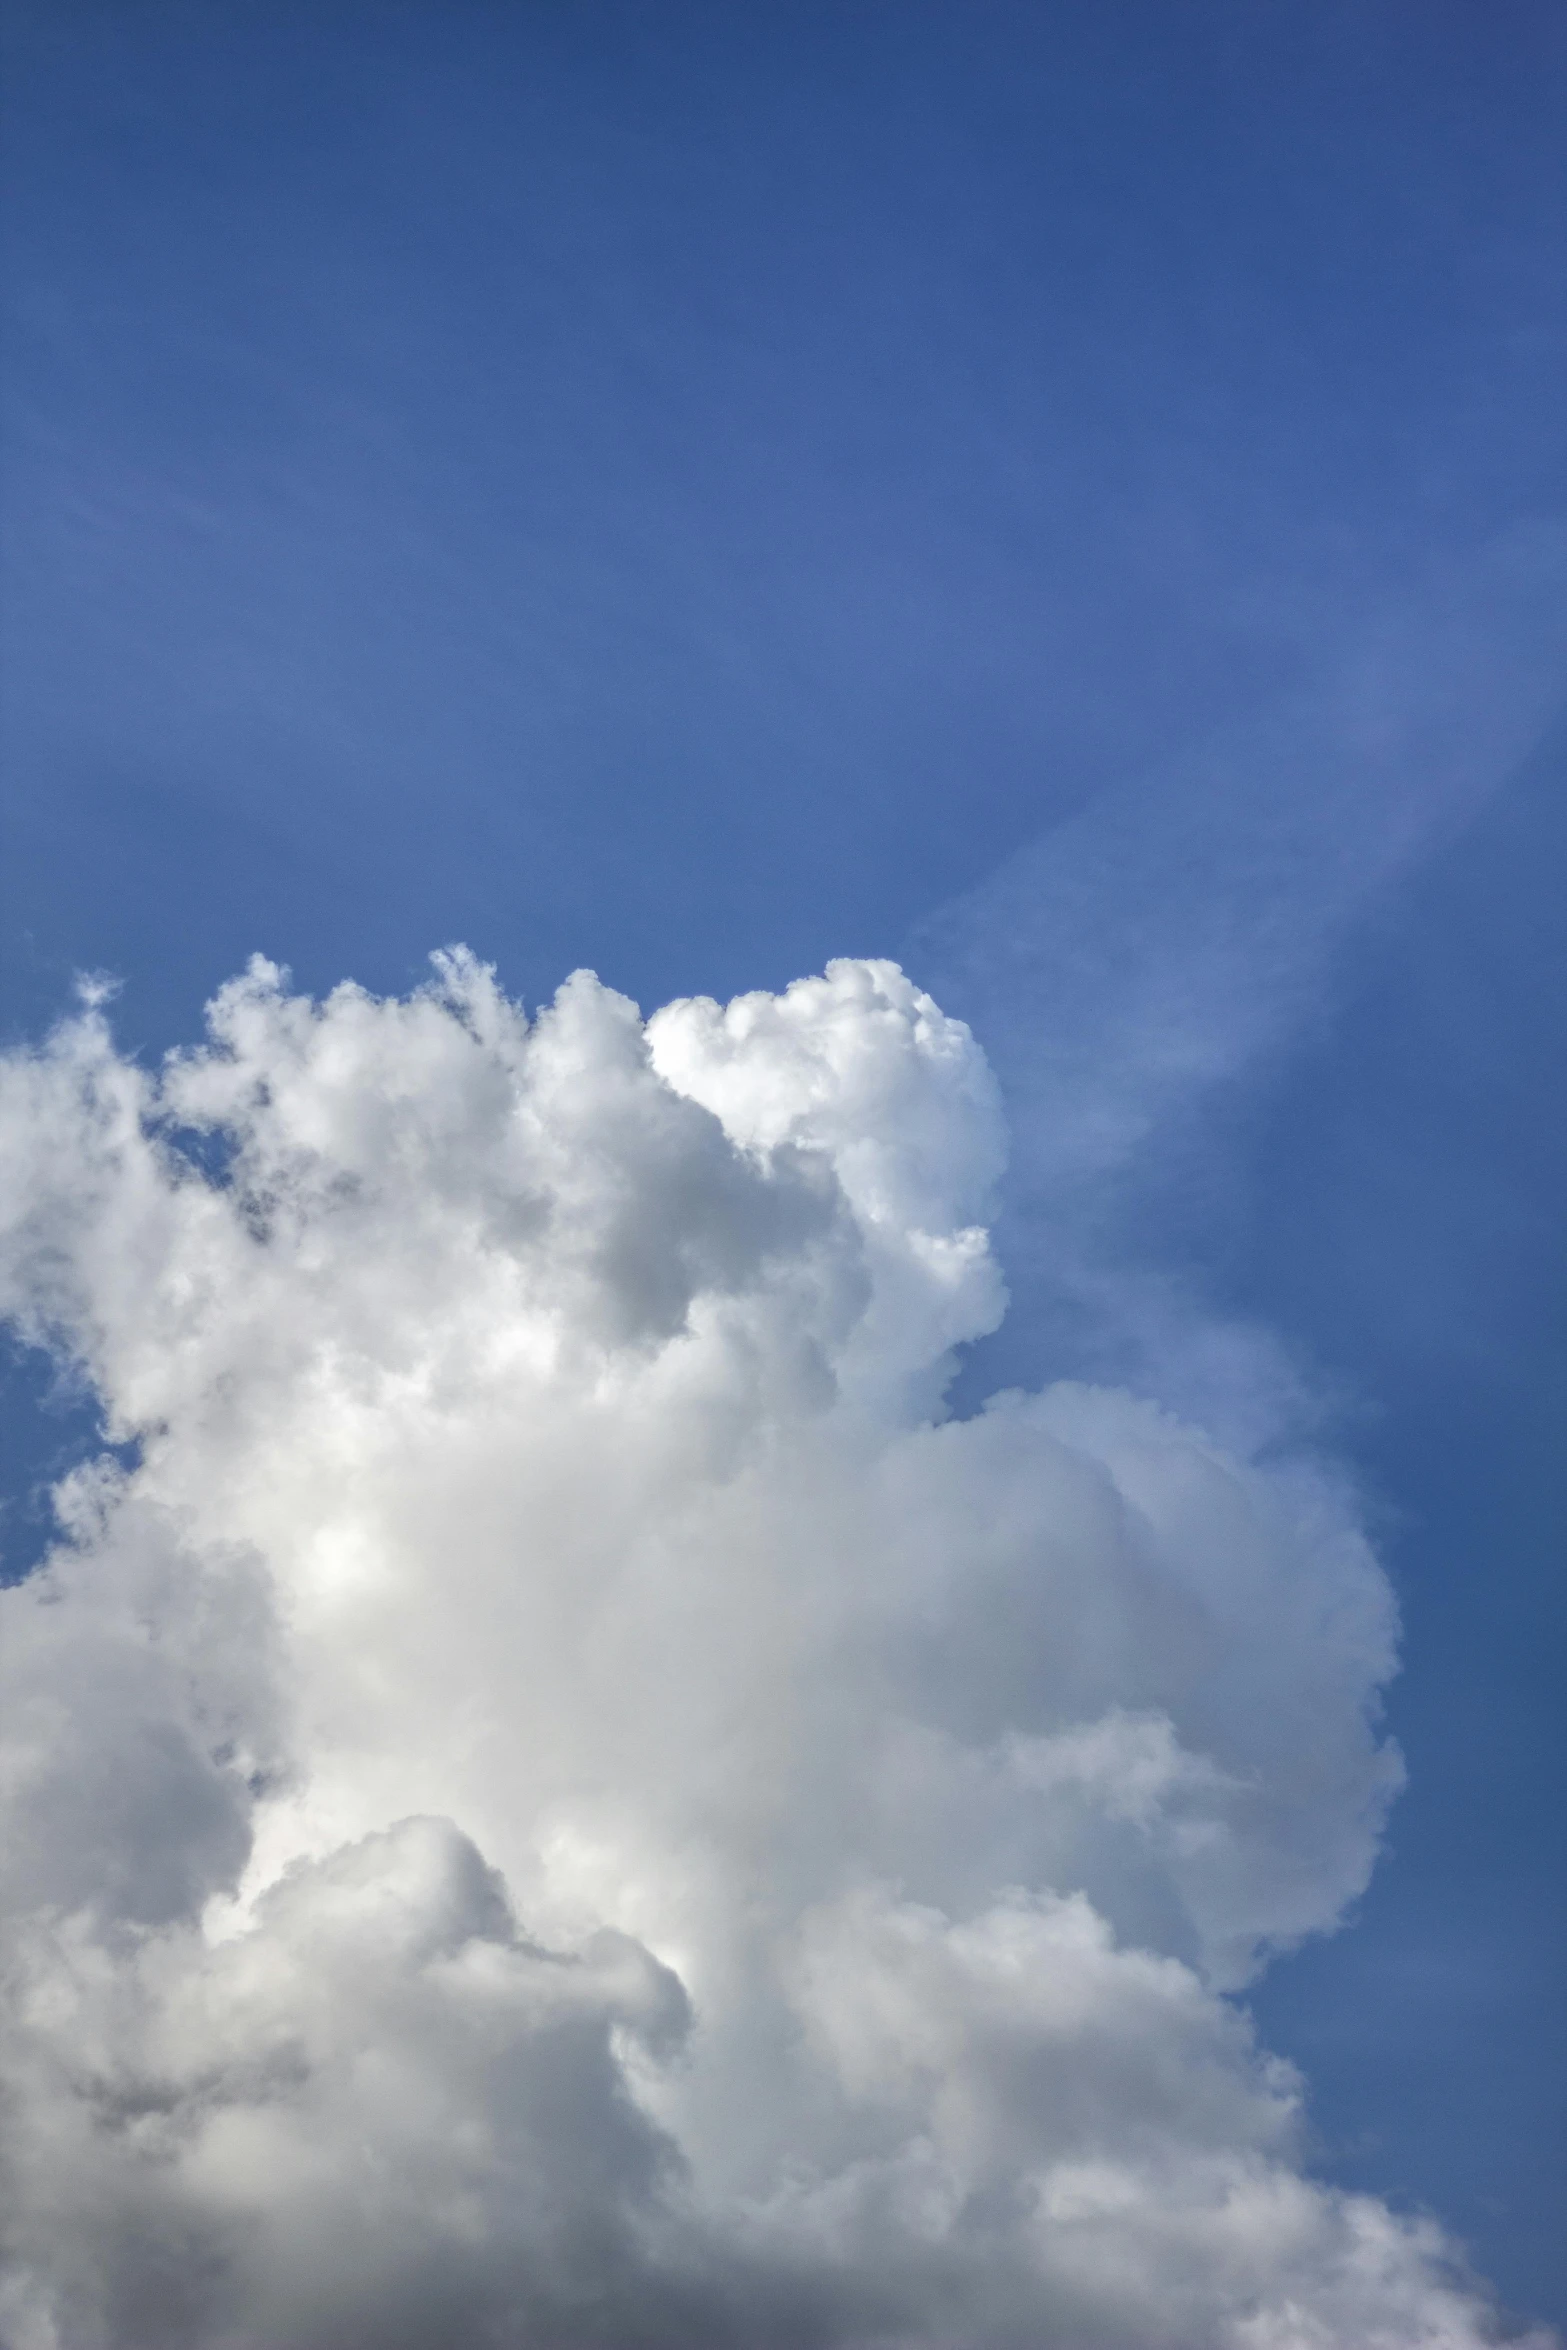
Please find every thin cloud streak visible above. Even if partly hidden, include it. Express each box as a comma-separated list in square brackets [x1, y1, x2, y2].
[915, 525, 1567, 1440]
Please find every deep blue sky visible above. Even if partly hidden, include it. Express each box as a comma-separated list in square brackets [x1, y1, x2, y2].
[2, 0, 1564, 2323]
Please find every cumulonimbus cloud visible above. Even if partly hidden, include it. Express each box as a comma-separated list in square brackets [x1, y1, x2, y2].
[0, 953, 1548, 2346]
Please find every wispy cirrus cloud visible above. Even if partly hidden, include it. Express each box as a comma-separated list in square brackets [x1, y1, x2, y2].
[914, 524, 1567, 1443]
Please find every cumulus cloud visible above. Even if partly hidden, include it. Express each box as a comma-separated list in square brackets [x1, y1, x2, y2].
[0, 952, 1548, 2347]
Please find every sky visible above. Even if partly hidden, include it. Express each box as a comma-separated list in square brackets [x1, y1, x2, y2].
[0, 3, 1564, 2344]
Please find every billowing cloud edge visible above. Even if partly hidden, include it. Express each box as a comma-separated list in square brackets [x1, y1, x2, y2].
[0, 951, 1548, 2349]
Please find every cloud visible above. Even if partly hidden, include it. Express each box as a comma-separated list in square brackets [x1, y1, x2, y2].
[908, 524, 1567, 1470]
[917, 526, 1567, 1215]
[0, 951, 1550, 2346]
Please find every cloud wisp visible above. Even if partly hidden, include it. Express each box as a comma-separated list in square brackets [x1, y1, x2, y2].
[914, 525, 1567, 1452]
[0, 952, 1548, 2347]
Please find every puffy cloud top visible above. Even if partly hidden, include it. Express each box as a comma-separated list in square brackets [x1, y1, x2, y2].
[0, 955, 1546, 2347]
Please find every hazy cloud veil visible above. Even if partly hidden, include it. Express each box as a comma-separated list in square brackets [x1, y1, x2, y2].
[0, 950, 1547, 2347]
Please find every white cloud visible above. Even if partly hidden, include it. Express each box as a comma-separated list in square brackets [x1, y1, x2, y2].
[0, 952, 1549, 2346]
[912, 525, 1567, 1455]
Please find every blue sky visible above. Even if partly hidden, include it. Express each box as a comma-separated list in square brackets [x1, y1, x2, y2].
[2, 0, 1564, 2330]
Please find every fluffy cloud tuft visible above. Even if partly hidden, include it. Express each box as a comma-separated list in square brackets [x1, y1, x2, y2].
[0, 954, 1548, 2347]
